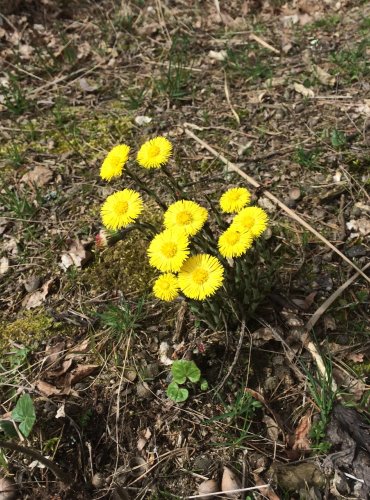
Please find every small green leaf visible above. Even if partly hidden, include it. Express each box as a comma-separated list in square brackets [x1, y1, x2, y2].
[200, 378, 209, 391]
[172, 360, 201, 384]
[11, 394, 36, 438]
[166, 382, 189, 403]
[0, 420, 18, 439]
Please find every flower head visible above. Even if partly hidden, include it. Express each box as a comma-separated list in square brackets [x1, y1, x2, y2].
[178, 254, 224, 300]
[231, 206, 268, 237]
[137, 136, 172, 169]
[153, 273, 179, 301]
[147, 228, 189, 272]
[164, 200, 208, 237]
[218, 227, 253, 258]
[219, 187, 251, 213]
[101, 189, 143, 230]
[100, 144, 130, 181]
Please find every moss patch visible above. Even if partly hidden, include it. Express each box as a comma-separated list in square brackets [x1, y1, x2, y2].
[0, 310, 58, 352]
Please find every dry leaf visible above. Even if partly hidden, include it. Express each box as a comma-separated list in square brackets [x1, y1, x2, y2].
[346, 353, 364, 363]
[292, 414, 311, 450]
[263, 415, 280, 442]
[313, 65, 335, 86]
[45, 341, 66, 365]
[198, 478, 219, 499]
[55, 404, 66, 419]
[252, 326, 275, 346]
[60, 239, 88, 271]
[346, 218, 370, 237]
[21, 165, 53, 187]
[208, 49, 227, 61]
[79, 77, 98, 92]
[253, 474, 280, 500]
[293, 82, 315, 98]
[36, 380, 63, 396]
[69, 364, 99, 385]
[22, 278, 53, 309]
[0, 256, 9, 275]
[134, 115, 152, 126]
[221, 467, 242, 498]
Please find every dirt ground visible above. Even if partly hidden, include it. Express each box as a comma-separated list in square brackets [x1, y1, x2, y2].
[0, 0, 369, 498]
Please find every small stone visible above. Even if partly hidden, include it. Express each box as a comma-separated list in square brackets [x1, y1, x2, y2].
[345, 245, 367, 258]
[289, 187, 301, 201]
[136, 382, 152, 399]
[24, 275, 41, 292]
[92, 472, 105, 488]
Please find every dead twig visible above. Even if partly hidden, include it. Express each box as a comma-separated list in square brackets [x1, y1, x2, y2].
[0, 439, 72, 484]
[250, 33, 280, 54]
[184, 127, 370, 285]
[214, 319, 245, 393]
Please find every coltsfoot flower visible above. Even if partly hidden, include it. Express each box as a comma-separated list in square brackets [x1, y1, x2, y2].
[231, 206, 268, 237]
[101, 189, 143, 230]
[153, 273, 179, 301]
[219, 187, 251, 213]
[100, 144, 130, 181]
[137, 136, 172, 169]
[164, 200, 208, 237]
[147, 228, 189, 272]
[178, 254, 224, 300]
[218, 227, 253, 258]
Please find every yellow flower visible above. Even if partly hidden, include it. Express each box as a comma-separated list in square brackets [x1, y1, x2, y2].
[231, 206, 269, 237]
[100, 144, 130, 181]
[218, 227, 253, 258]
[153, 273, 179, 301]
[178, 254, 224, 300]
[163, 200, 208, 236]
[137, 136, 172, 169]
[147, 228, 189, 272]
[101, 189, 143, 230]
[219, 187, 251, 213]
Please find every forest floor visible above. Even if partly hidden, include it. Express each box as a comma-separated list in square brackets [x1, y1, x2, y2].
[0, 0, 369, 498]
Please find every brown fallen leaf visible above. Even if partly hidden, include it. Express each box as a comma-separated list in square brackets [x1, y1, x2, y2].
[253, 474, 280, 500]
[252, 326, 275, 346]
[44, 341, 66, 366]
[45, 359, 73, 379]
[22, 278, 53, 309]
[346, 353, 364, 363]
[69, 364, 99, 385]
[36, 380, 63, 396]
[60, 239, 89, 271]
[20, 165, 53, 187]
[313, 65, 335, 87]
[292, 414, 311, 451]
[293, 82, 315, 98]
[263, 415, 280, 442]
[0, 256, 9, 275]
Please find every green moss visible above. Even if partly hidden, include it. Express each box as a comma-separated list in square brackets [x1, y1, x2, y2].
[84, 236, 155, 296]
[0, 311, 58, 352]
[349, 361, 370, 378]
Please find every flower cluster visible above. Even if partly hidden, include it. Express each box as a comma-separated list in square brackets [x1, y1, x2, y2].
[99, 137, 172, 230]
[98, 137, 269, 308]
[148, 201, 224, 301]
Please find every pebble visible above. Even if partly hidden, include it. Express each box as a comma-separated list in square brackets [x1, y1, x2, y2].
[24, 275, 41, 292]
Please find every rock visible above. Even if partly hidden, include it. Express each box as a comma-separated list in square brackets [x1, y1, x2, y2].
[136, 382, 152, 399]
[92, 472, 105, 488]
[198, 478, 219, 499]
[24, 275, 41, 292]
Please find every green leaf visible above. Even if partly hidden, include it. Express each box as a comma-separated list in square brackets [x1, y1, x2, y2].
[11, 394, 36, 438]
[166, 382, 188, 403]
[171, 360, 201, 384]
[0, 420, 18, 439]
[200, 378, 209, 391]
